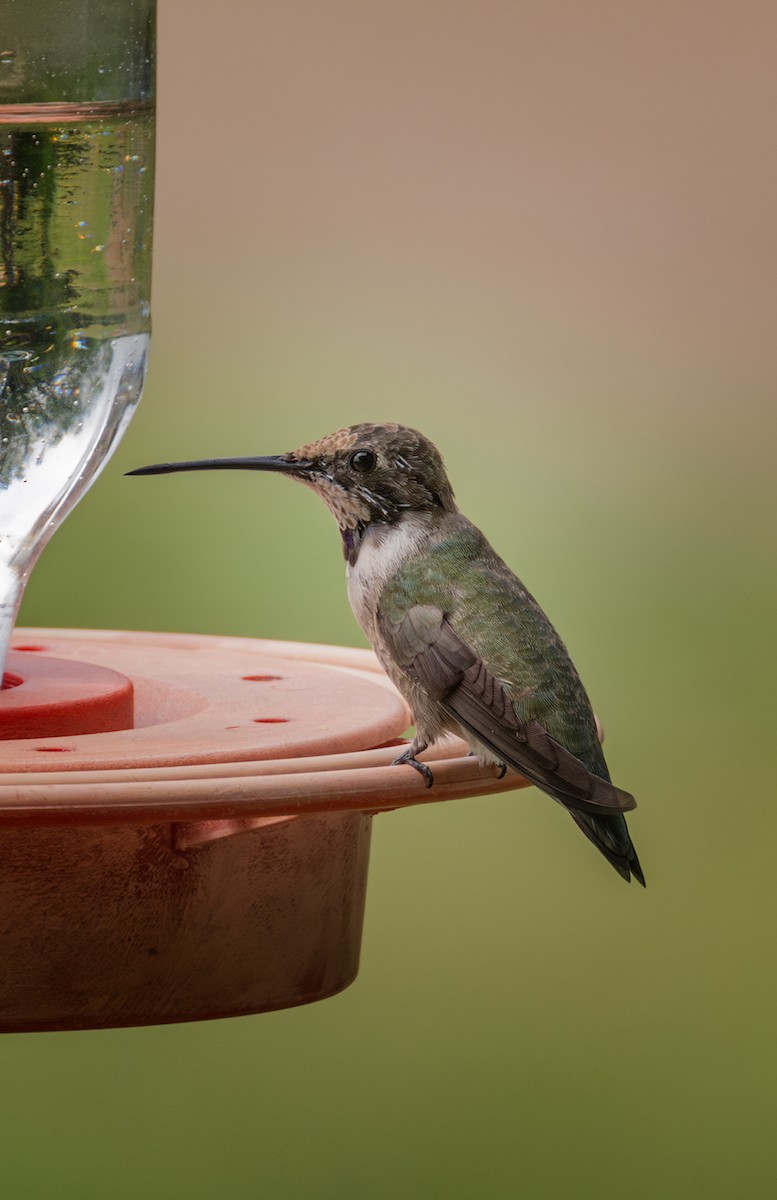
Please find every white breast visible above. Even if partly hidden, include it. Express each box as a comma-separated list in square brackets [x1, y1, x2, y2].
[346, 519, 429, 639]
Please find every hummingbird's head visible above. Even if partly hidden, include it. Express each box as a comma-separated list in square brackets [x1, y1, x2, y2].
[283, 424, 456, 529]
[129, 423, 457, 532]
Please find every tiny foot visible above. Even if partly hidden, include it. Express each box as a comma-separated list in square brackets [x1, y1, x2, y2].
[392, 748, 434, 788]
[468, 751, 507, 779]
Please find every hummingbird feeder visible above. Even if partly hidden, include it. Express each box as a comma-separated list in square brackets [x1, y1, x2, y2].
[0, 0, 524, 1035]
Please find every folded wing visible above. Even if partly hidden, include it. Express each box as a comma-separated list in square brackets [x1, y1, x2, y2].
[380, 604, 635, 818]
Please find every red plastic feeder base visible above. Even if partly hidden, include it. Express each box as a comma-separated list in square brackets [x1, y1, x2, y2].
[0, 812, 371, 1031]
[0, 629, 520, 1032]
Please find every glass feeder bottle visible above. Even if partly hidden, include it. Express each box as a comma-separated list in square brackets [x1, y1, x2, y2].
[0, 0, 155, 675]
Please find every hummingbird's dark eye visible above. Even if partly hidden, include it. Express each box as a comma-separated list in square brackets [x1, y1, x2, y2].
[349, 449, 376, 473]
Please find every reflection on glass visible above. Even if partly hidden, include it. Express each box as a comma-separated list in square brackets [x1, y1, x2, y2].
[0, 2, 155, 676]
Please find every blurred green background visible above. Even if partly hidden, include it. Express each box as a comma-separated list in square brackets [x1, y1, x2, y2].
[9, 1, 777, 1196]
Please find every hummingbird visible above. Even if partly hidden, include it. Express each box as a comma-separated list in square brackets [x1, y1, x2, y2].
[129, 423, 644, 885]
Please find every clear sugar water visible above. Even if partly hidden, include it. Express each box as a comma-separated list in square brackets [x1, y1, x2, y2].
[0, 101, 154, 671]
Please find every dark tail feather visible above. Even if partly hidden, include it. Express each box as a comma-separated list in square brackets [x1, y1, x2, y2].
[568, 809, 646, 887]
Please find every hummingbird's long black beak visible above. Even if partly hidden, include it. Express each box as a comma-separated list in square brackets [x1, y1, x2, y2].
[126, 456, 313, 477]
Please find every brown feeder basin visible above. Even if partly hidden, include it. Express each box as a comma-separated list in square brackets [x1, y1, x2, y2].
[0, 628, 523, 1032]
